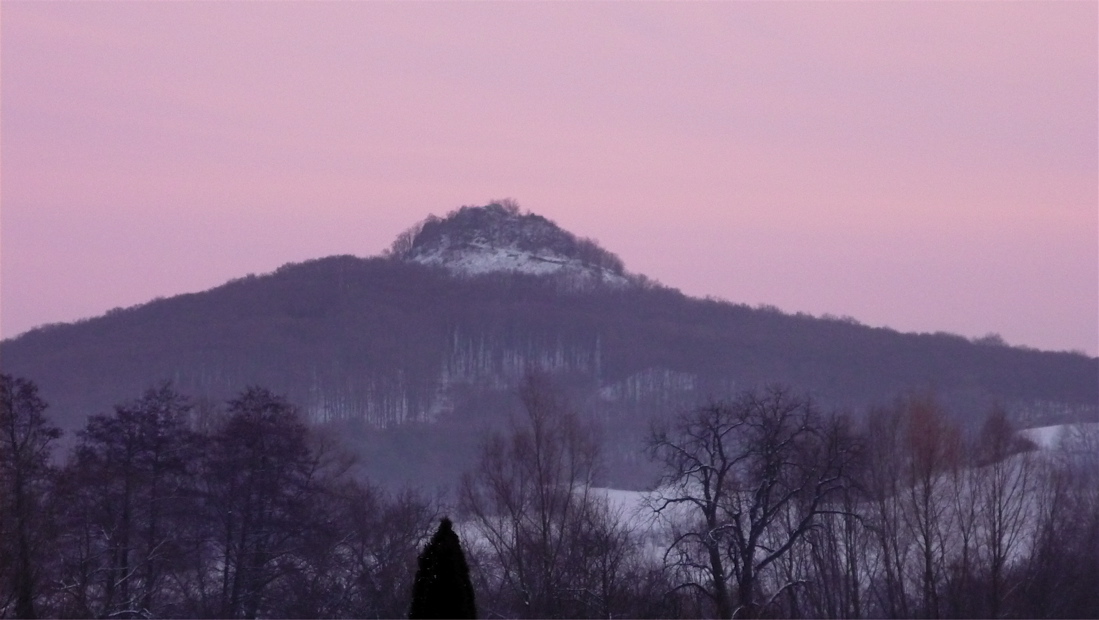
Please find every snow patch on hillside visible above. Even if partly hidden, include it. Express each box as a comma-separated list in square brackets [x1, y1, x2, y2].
[393, 203, 635, 287]
[410, 240, 631, 285]
[1019, 422, 1099, 449]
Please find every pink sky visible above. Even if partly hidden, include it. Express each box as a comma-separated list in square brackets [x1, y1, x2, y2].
[2, 2, 1096, 355]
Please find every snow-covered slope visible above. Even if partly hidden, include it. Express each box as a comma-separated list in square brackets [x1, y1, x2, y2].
[409, 240, 629, 284]
[390, 202, 633, 286]
[1019, 422, 1099, 450]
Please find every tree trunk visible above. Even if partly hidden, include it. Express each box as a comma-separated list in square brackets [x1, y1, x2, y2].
[709, 541, 732, 619]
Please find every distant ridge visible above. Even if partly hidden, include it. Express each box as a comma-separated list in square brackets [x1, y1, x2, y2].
[388, 200, 633, 286]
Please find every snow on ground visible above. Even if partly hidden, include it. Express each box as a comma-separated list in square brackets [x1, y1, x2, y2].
[591, 487, 653, 527]
[456, 425, 1097, 595]
[1019, 422, 1099, 449]
[410, 242, 631, 286]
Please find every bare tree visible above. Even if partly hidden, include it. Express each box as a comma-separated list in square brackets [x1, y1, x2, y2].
[1016, 422, 1099, 618]
[862, 404, 913, 618]
[647, 386, 858, 619]
[860, 394, 965, 619]
[331, 483, 437, 618]
[459, 373, 632, 618]
[795, 448, 868, 619]
[0, 375, 61, 619]
[942, 429, 980, 619]
[646, 401, 738, 619]
[203, 387, 325, 618]
[53, 384, 197, 618]
[385, 217, 436, 259]
[974, 406, 1035, 618]
[899, 395, 960, 619]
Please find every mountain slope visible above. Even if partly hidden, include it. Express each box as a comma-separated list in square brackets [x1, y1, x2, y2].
[2, 204, 1096, 488]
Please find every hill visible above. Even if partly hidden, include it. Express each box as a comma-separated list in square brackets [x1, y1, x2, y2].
[2, 203, 1095, 488]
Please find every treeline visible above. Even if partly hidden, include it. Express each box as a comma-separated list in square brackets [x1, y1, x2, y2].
[3, 373, 1098, 618]
[458, 380, 1098, 619]
[1, 376, 436, 619]
[643, 391, 1098, 619]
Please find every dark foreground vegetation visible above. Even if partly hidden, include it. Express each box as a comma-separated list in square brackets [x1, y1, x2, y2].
[2, 373, 1097, 618]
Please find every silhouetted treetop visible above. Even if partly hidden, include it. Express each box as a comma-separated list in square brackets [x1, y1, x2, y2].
[409, 517, 476, 619]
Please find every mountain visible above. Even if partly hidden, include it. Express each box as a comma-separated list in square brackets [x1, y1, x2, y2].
[2, 202, 1096, 489]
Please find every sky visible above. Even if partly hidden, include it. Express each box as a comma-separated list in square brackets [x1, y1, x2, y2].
[2, 2, 1096, 356]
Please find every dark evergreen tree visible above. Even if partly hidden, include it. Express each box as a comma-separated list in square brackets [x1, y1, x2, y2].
[409, 518, 476, 619]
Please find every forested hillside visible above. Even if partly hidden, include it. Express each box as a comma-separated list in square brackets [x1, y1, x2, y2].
[2, 249, 1095, 489]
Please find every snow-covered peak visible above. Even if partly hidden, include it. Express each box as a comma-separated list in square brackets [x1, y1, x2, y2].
[388, 202, 632, 286]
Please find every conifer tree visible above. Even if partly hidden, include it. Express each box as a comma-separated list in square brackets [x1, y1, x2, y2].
[409, 518, 476, 619]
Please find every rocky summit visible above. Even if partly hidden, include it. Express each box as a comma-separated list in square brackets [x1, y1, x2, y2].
[389, 201, 633, 286]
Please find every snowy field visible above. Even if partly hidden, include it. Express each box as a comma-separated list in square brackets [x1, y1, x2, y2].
[1019, 422, 1099, 449]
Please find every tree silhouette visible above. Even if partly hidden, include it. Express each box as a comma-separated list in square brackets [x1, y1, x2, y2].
[409, 518, 476, 619]
[647, 386, 860, 619]
[1, 374, 61, 619]
[56, 383, 195, 618]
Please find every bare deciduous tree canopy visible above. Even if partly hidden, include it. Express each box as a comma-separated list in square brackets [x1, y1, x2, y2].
[647, 387, 860, 619]
[2, 373, 1097, 619]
